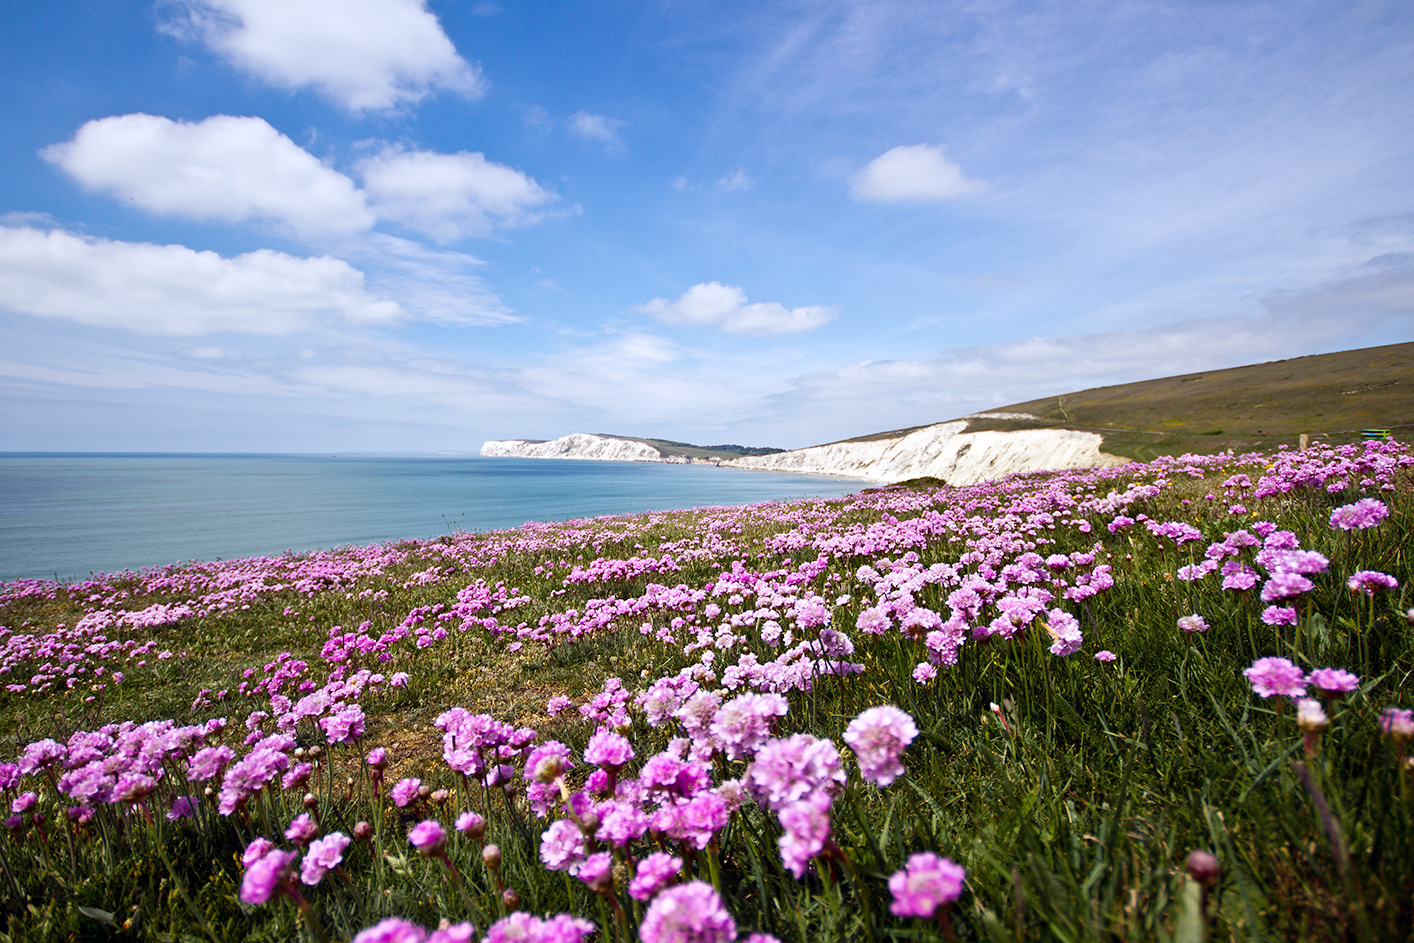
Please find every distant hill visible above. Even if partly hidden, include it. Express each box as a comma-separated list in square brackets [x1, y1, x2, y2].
[611, 437, 785, 461]
[959, 341, 1414, 461]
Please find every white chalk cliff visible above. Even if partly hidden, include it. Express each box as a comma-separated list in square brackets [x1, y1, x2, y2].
[481, 433, 669, 463]
[482, 424, 1128, 485]
[721, 421, 1127, 485]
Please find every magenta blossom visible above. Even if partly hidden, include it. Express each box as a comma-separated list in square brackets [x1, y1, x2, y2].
[408, 819, 447, 856]
[1329, 498, 1389, 530]
[240, 849, 299, 905]
[629, 852, 683, 901]
[1177, 614, 1209, 634]
[843, 705, 918, 787]
[352, 918, 430, 943]
[1307, 668, 1359, 696]
[888, 852, 966, 918]
[1347, 570, 1398, 595]
[639, 881, 737, 943]
[301, 832, 350, 886]
[1243, 657, 1307, 698]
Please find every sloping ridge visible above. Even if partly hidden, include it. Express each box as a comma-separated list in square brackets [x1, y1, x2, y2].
[721, 421, 1125, 485]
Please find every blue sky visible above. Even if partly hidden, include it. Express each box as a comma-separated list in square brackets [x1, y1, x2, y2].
[2, 0, 1412, 452]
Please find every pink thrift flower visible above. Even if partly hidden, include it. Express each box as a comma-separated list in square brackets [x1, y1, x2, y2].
[778, 791, 832, 878]
[352, 918, 429, 943]
[1177, 614, 1209, 634]
[583, 729, 634, 769]
[540, 818, 587, 872]
[390, 777, 421, 808]
[1381, 708, 1414, 742]
[843, 705, 918, 787]
[577, 851, 615, 893]
[1261, 606, 1298, 626]
[242, 837, 275, 868]
[639, 881, 737, 943]
[912, 662, 937, 683]
[1347, 571, 1398, 595]
[745, 734, 845, 811]
[455, 811, 486, 837]
[1307, 668, 1359, 695]
[888, 852, 966, 918]
[629, 852, 683, 901]
[1329, 498, 1389, 530]
[408, 819, 446, 856]
[285, 812, 319, 846]
[1043, 609, 1083, 657]
[240, 849, 298, 905]
[427, 924, 476, 943]
[1094, 650, 1117, 663]
[301, 832, 350, 885]
[1243, 657, 1307, 698]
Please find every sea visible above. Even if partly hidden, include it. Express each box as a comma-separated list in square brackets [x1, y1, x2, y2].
[0, 453, 869, 583]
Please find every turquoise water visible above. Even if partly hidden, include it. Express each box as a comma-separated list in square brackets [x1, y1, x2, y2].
[0, 454, 867, 582]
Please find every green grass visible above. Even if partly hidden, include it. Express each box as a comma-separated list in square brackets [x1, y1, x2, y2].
[1, 452, 1413, 941]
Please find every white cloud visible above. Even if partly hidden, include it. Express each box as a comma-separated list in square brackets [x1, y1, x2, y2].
[42, 114, 374, 239]
[850, 144, 985, 203]
[358, 147, 557, 242]
[716, 169, 752, 193]
[353, 234, 517, 326]
[157, 0, 482, 113]
[568, 112, 624, 151]
[0, 226, 403, 335]
[637, 282, 836, 336]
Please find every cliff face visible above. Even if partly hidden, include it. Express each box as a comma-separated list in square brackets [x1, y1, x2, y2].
[721, 422, 1127, 484]
[481, 424, 1128, 484]
[480, 433, 670, 463]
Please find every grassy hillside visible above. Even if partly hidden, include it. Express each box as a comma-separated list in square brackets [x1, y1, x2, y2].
[606, 435, 786, 460]
[821, 342, 1414, 462]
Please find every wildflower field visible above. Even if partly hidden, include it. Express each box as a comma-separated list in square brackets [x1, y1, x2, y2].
[1, 440, 1412, 943]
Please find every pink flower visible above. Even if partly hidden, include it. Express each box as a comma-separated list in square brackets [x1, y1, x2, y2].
[745, 734, 845, 811]
[639, 881, 737, 943]
[583, 729, 634, 769]
[539, 818, 587, 872]
[1177, 614, 1209, 634]
[1306, 668, 1359, 695]
[1347, 571, 1398, 595]
[629, 852, 683, 901]
[778, 791, 832, 878]
[1261, 606, 1298, 626]
[390, 777, 421, 808]
[843, 705, 918, 787]
[1381, 708, 1414, 742]
[352, 918, 429, 943]
[285, 812, 319, 846]
[912, 662, 937, 683]
[240, 849, 298, 905]
[1329, 498, 1389, 530]
[1043, 609, 1083, 657]
[408, 819, 446, 856]
[301, 832, 350, 885]
[1243, 657, 1307, 698]
[1093, 650, 1117, 663]
[888, 852, 966, 918]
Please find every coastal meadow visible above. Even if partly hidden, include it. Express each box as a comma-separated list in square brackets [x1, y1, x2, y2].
[1, 440, 1412, 942]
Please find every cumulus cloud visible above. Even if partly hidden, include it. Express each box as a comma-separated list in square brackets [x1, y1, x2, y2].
[637, 282, 836, 336]
[568, 112, 624, 151]
[157, 0, 482, 113]
[850, 144, 985, 202]
[42, 114, 374, 239]
[0, 226, 402, 335]
[357, 147, 557, 242]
